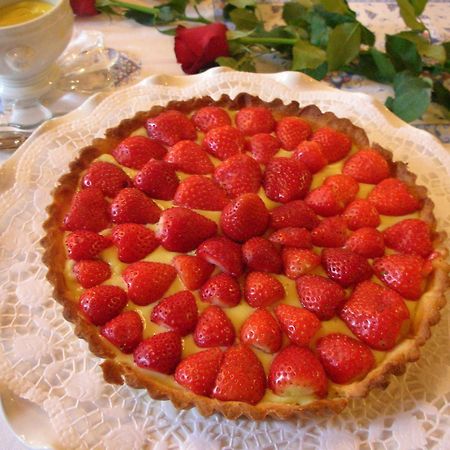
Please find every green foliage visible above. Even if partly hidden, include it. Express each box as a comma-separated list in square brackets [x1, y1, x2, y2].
[326, 22, 361, 70]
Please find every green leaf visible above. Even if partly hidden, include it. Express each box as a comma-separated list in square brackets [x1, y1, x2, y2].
[395, 0, 425, 31]
[360, 25, 375, 46]
[370, 48, 396, 82]
[166, 0, 188, 14]
[396, 31, 446, 63]
[410, 0, 428, 15]
[301, 62, 328, 80]
[312, 5, 354, 27]
[432, 80, 450, 109]
[229, 8, 259, 30]
[216, 56, 239, 69]
[310, 14, 329, 47]
[385, 34, 422, 73]
[227, 29, 255, 40]
[227, 0, 256, 8]
[292, 39, 327, 70]
[326, 22, 361, 70]
[282, 2, 309, 27]
[444, 42, 450, 59]
[124, 9, 158, 25]
[317, 0, 352, 15]
[158, 26, 177, 35]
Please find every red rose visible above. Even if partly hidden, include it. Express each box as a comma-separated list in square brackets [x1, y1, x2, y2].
[174, 23, 230, 75]
[70, 0, 98, 16]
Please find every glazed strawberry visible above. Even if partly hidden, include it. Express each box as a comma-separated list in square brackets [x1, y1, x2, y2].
[82, 161, 131, 198]
[340, 281, 410, 350]
[112, 135, 166, 169]
[343, 199, 380, 230]
[202, 125, 245, 160]
[292, 141, 327, 174]
[274, 304, 320, 346]
[316, 333, 375, 384]
[263, 157, 312, 203]
[122, 261, 177, 306]
[172, 255, 214, 290]
[192, 106, 231, 132]
[275, 116, 312, 150]
[134, 331, 182, 374]
[268, 346, 327, 398]
[111, 223, 159, 263]
[212, 345, 266, 404]
[110, 188, 161, 224]
[311, 216, 348, 248]
[73, 260, 111, 288]
[146, 110, 196, 146]
[296, 274, 346, 320]
[240, 308, 282, 353]
[344, 227, 385, 258]
[282, 248, 321, 279]
[305, 185, 345, 217]
[343, 149, 390, 184]
[197, 237, 243, 277]
[270, 200, 320, 230]
[65, 230, 111, 260]
[310, 127, 352, 163]
[373, 254, 429, 300]
[63, 188, 110, 232]
[174, 175, 229, 211]
[134, 159, 180, 200]
[244, 272, 285, 307]
[269, 227, 312, 249]
[247, 133, 280, 164]
[368, 178, 421, 215]
[199, 273, 241, 308]
[324, 174, 359, 205]
[194, 305, 235, 347]
[321, 248, 372, 287]
[100, 310, 143, 354]
[242, 237, 282, 273]
[156, 207, 217, 253]
[175, 348, 224, 396]
[164, 140, 214, 175]
[383, 219, 433, 257]
[220, 193, 269, 242]
[236, 106, 275, 136]
[214, 154, 262, 198]
[151, 291, 198, 336]
[79, 285, 128, 326]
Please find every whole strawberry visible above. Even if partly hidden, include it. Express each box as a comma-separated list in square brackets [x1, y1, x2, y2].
[65, 230, 111, 260]
[247, 133, 280, 164]
[282, 248, 321, 279]
[343, 199, 380, 230]
[276, 116, 312, 150]
[110, 188, 161, 224]
[199, 273, 241, 308]
[324, 174, 359, 206]
[197, 237, 243, 277]
[112, 135, 166, 169]
[343, 148, 390, 184]
[344, 227, 385, 258]
[164, 140, 214, 175]
[270, 200, 319, 230]
[269, 227, 312, 249]
[192, 106, 231, 132]
[236, 106, 275, 136]
[172, 255, 214, 290]
[292, 141, 327, 173]
[82, 161, 131, 198]
[242, 237, 283, 273]
[194, 305, 235, 347]
[73, 260, 111, 288]
[310, 127, 352, 163]
[146, 110, 196, 146]
[311, 216, 349, 248]
[305, 185, 345, 217]
[202, 125, 245, 160]
[244, 271, 285, 307]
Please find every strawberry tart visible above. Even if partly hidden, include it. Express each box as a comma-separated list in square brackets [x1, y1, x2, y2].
[42, 94, 449, 419]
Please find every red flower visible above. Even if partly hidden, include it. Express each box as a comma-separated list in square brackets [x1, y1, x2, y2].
[70, 0, 98, 16]
[175, 23, 230, 75]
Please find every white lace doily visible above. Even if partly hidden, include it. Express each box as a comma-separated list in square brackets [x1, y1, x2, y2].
[0, 68, 449, 450]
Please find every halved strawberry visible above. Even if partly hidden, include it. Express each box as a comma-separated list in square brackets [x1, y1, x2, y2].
[73, 260, 111, 288]
[270, 200, 319, 230]
[321, 248, 372, 287]
[134, 159, 180, 200]
[122, 261, 177, 306]
[292, 141, 327, 174]
[174, 175, 229, 211]
[343, 148, 390, 184]
[174, 348, 224, 396]
[295, 274, 346, 320]
[263, 157, 312, 203]
[111, 223, 159, 263]
[344, 227, 385, 258]
[214, 154, 262, 198]
[192, 106, 231, 132]
[324, 174, 359, 205]
[247, 133, 280, 164]
[164, 140, 214, 175]
[110, 188, 161, 224]
[212, 345, 266, 404]
[199, 273, 241, 307]
[269, 227, 312, 249]
[242, 237, 282, 273]
[220, 193, 269, 243]
[146, 110, 196, 146]
[65, 230, 111, 260]
[383, 219, 433, 258]
[79, 285, 128, 325]
[310, 127, 352, 163]
[311, 216, 348, 248]
[244, 271, 285, 307]
[156, 207, 217, 253]
[305, 185, 345, 217]
[112, 135, 166, 169]
[100, 310, 143, 354]
[236, 106, 275, 136]
[343, 199, 380, 230]
[63, 188, 110, 232]
[194, 305, 235, 347]
[151, 291, 198, 336]
[368, 178, 421, 216]
[274, 304, 320, 346]
[340, 280, 410, 350]
[133, 331, 182, 374]
[197, 237, 243, 277]
[82, 161, 131, 198]
[172, 255, 214, 290]
[282, 248, 321, 279]
[268, 346, 327, 398]
[276, 116, 312, 150]
[202, 125, 245, 160]
[316, 333, 375, 384]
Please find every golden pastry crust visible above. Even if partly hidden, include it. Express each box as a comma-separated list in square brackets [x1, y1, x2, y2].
[42, 94, 449, 420]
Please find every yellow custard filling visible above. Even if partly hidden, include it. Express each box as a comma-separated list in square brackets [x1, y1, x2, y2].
[0, 0, 52, 26]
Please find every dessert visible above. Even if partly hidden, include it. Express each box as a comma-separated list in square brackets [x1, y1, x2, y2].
[42, 94, 449, 419]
